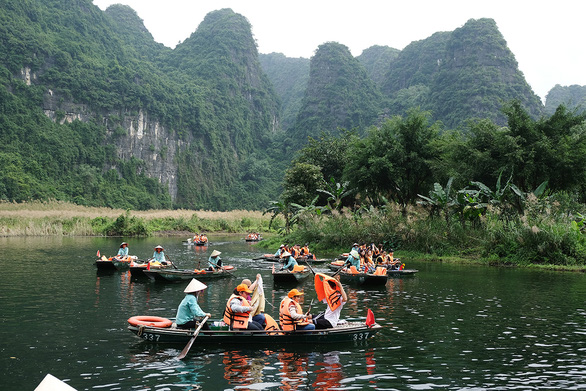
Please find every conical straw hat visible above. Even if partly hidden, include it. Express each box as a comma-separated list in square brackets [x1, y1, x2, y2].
[211, 250, 221, 257]
[184, 278, 207, 293]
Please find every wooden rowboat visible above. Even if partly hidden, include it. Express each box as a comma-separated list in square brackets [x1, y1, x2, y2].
[338, 269, 418, 286]
[128, 319, 382, 345]
[144, 266, 236, 282]
[182, 238, 209, 246]
[94, 256, 137, 271]
[129, 260, 174, 278]
[272, 265, 311, 284]
[258, 255, 329, 265]
[338, 270, 389, 286]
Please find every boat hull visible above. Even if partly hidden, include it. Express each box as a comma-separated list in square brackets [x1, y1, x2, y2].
[144, 268, 236, 282]
[272, 269, 311, 284]
[339, 272, 388, 286]
[128, 321, 382, 345]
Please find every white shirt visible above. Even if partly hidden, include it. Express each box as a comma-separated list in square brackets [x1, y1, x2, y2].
[323, 298, 345, 327]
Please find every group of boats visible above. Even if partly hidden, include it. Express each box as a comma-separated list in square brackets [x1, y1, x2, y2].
[91, 239, 424, 354]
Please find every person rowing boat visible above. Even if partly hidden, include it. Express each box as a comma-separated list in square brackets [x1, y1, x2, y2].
[175, 278, 211, 330]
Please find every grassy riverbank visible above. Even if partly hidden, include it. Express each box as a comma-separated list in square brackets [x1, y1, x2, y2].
[0, 201, 274, 236]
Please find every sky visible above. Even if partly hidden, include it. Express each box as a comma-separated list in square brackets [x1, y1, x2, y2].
[92, 0, 586, 101]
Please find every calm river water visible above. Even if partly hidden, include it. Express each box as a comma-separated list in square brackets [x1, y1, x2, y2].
[0, 235, 585, 390]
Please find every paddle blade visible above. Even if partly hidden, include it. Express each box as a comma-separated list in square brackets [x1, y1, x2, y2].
[177, 337, 196, 360]
[366, 309, 375, 328]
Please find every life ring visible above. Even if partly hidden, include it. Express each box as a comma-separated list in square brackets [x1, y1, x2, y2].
[223, 265, 234, 270]
[127, 316, 172, 328]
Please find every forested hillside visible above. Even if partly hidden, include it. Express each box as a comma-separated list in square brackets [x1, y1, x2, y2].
[0, 1, 281, 210]
[2, 2, 581, 211]
[545, 85, 586, 115]
[289, 42, 384, 142]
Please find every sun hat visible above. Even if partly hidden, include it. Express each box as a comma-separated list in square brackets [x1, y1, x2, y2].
[350, 249, 359, 258]
[236, 284, 252, 293]
[211, 250, 221, 257]
[279, 244, 285, 248]
[282, 251, 291, 257]
[288, 289, 304, 298]
[184, 278, 207, 293]
[120, 242, 128, 247]
[154, 245, 164, 251]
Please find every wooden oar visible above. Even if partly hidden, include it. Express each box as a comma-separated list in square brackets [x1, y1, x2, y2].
[177, 314, 210, 360]
[304, 259, 316, 275]
[330, 262, 347, 278]
[165, 254, 178, 269]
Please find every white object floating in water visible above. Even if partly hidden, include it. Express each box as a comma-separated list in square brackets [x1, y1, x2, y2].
[35, 374, 77, 391]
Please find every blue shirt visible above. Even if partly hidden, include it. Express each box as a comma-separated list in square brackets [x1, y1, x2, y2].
[208, 256, 221, 268]
[117, 247, 128, 257]
[152, 251, 165, 262]
[346, 254, 360, 269]
[175, 294, 206, 325]
[281, 256, 298, 271]
[274, 249, 283, 257]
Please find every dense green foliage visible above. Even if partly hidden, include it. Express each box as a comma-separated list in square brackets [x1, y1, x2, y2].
[273, 103, 586, 267]
[544, 84, 586, 115]
[0, 2, 282, 210]
[259, 53, 310, 131]
[290, 42, 384, 142]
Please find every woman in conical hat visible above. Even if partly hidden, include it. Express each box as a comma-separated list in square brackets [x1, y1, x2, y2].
[207, 249, 222, 271]
[115, 242, 129, 260]
[152, 245, 165, 263]
[175, 278, 211, 330]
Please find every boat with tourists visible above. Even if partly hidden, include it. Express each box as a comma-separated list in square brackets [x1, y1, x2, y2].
[183, 233, 209, 246]
[245, 233, 263, 242]
[144, 266, 236, 282]
[256, 254, 329, 265]
[127, 316, 381, 345]
[337, 267, 418, 286]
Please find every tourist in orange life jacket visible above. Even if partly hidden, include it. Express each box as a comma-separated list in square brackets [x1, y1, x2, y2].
[240, 274, 266, 328]
[300, 243, 315, 259]
[223, 284, 263, 330]
[280, 289, 315, 331]
[291, 244, 301, 258]
[314, 278, 348, 329]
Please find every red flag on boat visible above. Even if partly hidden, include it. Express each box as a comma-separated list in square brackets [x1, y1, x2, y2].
[147, 261, 151, 270]
[96, 250, 100, 257]
[366, 308, 375, 327]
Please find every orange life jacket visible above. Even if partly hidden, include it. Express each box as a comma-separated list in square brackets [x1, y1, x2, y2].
[279, 298, 309, 331]
[314, 273, 344, 311]
[223, 294, 251, 329]
[291, 247, 300, 258]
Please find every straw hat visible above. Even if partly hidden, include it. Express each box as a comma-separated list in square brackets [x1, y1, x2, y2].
[288, 289, 304, 298]
[184, 278, 207, 293]
[120, 242, 128, 247]
[211, 250, 221, 257]
[154, 245, 164, 251]
[282, 251, 291, 257]
[236, 283, 252, 293]
[350, 249, 359, 258]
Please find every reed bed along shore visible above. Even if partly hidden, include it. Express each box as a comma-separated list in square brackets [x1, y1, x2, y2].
[0, 201, 271, 236]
